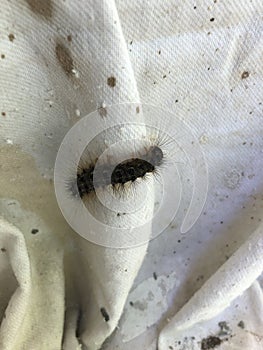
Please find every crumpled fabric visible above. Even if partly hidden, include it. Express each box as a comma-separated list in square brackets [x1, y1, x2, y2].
[0, 1, 262, 349]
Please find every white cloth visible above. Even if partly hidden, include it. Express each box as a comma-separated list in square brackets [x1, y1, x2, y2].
[0, 1, 262, 349]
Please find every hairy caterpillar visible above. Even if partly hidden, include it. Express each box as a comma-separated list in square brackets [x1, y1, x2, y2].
[54, 103, 208, 247]
[70, 145, 164, 199]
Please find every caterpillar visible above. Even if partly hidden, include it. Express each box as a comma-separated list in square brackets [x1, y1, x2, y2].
[54, 103, 208, 247]
[69, 145, 164, 198]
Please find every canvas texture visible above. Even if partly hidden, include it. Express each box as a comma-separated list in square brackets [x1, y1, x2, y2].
[0, 1, 262, 349]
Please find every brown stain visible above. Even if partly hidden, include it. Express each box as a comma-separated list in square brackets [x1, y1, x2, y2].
[241, 71, 249, 79]
[98, 106, 107, 118]
[0, 145, 73, 242]
[26, 0, 53, 19]
[8, 34, 15, 42]
[1, 54, 5, 59]
[201, 336, 222, 349]
[107, 76, 116, 87]
[237, 321, 245, 329]
[55, 42, 74, 76]
[67, 35, 72, 42]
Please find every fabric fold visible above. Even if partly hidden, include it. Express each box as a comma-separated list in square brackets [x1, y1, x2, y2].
[158, 222, 263, 349]
[0, 218, 31, 350]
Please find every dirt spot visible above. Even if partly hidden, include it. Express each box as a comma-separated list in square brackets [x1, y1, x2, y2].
[241, 71, 249, 79]
[26, 0, 52, 19]
[218, 321, 230, 336]
[196, 274, 204, 282]
[31, 228, 39, 234]
[100, 307, 110, 322]
[153, 272, 157, 280]
[107, 76, 116, 87]
[2, 112, 6, 117]
[224, 169, 242, 189]
[8, 34, 15, 42]
[136, 106, 140, 113]
[201, 336, 222, 349]
[98, 106, 107, 118]
[55, 43, 74, 75]
[1, 248, 6, 252]
[1, 54, 5, 59]
[238, 321, 245, 329]
[67, 34, 72, 42]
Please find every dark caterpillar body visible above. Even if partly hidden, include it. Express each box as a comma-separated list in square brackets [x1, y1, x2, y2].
[73, 146, 163, 198]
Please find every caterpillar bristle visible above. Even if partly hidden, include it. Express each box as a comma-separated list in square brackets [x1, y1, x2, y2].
[64, 123, 184, 202]
[66, 145, 165, 199]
